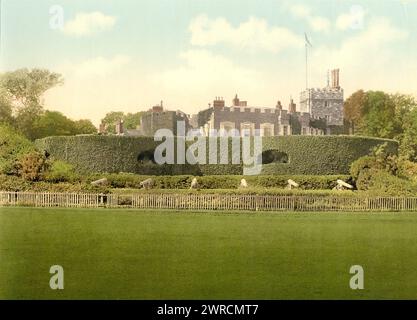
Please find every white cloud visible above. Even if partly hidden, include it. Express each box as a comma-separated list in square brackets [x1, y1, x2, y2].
[69, 55, 131, 78]
[336, 5, 367, 30]
[63, 12, 116, 37]
[189, 14, 303, 53]
[289, 4, 330, 32]
[310, 17, 409, 93]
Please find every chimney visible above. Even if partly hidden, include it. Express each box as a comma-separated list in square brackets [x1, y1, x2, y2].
[233, 94, 240, 107]
[289, 99, 296, 113]
[115, 119, 124, 135]
[331, 69, 340, 88]
[276, 101, 282, 110]
[213, 97, 225, 109]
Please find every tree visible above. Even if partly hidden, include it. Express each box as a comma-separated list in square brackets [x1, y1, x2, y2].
[1, 68, 64, 139]
[15, 104, 44, 140]
[0, 87, 13, 125]
[73, 119, 97, 135]
[399, 108, 417, 162]
[100, 111, 125, 134]
[100, 111, 143, 133]
[360, 91, 399, 139]
[123, 112, 143, 130]
[32, 111, 77, 139]
[1, 68, 63, 107]
[343, 89, 366, 133]
[344, 91, 416, 140]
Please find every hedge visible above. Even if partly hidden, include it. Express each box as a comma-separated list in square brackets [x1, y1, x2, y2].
[35, 135, 398, 175]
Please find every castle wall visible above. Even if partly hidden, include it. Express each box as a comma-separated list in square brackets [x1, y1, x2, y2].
[141, 111, 178, 136]
[211, 106, 291, 136]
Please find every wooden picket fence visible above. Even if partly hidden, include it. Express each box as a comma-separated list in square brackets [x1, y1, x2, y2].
[1, 191, 417, 212]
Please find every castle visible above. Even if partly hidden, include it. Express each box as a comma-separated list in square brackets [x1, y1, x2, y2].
[109, 69, 345, 137]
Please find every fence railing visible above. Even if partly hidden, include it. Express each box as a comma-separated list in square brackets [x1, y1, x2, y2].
[1, 191, 417, 212]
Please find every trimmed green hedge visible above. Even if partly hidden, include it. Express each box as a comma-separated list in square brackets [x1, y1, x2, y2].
[35, 135, 398, 175]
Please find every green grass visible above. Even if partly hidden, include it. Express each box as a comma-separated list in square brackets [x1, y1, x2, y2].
[1, 207, 417, 299]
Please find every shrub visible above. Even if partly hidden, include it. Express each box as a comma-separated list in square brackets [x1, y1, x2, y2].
[0, 174, 109, 193]
[95, 174, 351, 190]
[397, 159, 417, 182]
[0, 124, 35, 175]
[365, 170, 417, 196]
[44, 160, 78, 183]
[350, 143, 399, 190]
[16, 151, 48, 181]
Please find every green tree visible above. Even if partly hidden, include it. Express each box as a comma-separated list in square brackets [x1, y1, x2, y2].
[1, 68, 63, 139]
[1, 68, 63, 107]
[359, 91, 398, 138]
[15, 104, 44, 140]
[399, 108, 417, 162]
[123, 112, 143, 129]
[73, 119, 97, 135]
[32, 111, 77, 139]
[0, 88, 13, 125]
[100, 111, 125, 134]
[343, 89, 366, 133]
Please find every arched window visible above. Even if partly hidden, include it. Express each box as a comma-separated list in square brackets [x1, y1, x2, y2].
[137, 150, 156, 164]
[259, 150, 289, 164]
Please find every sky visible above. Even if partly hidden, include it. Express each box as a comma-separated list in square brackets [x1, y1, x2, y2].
[1, 0, 417, 125]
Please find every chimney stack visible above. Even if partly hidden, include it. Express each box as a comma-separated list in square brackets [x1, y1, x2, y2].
[331, 69, 340, 88]
[289, 99, 296, 113]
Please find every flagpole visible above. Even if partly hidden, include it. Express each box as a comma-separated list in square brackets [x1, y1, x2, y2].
[305, 41, 308, 89]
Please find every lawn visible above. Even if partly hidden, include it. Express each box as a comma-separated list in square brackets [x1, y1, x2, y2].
[1, 207, 417, 299]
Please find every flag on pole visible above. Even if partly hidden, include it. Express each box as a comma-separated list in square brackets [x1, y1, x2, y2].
[304, 33, 312, 47]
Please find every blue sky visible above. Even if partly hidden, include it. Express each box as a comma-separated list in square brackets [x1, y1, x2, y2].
[1, 0, 417, 124]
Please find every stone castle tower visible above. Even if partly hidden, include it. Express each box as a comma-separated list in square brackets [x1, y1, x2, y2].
[299, 69, 344, 127]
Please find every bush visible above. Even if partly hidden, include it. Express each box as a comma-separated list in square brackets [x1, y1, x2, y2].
[397, 159, 417, 182]
[0, 174, 109, 193]
[365, 170, 417, 196]
[35, 135, 398, 175]
[350, 143, 399, 190]
[0, 124, 35, 175]
[44, 160, 78, 183]
[92, 174, 351, 190]
[16, 151, 48, 181]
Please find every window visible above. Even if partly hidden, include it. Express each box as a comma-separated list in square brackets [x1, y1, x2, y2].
[260, 123, 274, 137]
[283, 126, 288, 136]
[137, 150, 156, 164]
[259, 150, 289, 164]
[240, 122, 254, 136]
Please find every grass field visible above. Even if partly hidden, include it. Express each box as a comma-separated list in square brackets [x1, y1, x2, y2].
[1, 207, 417, 299]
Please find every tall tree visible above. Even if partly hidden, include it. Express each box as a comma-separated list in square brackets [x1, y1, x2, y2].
[1, 68, 63, 107]
[123, 112, 143, 129]
[73, 119, 97, 135]
[0, 87, 13, 125]
[1, 68, 64, 139]
[343, 89, 366, 134]
[399, 108, 417, 161]
[361, 91, 398, 139]
[100, 111, 125, 134]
